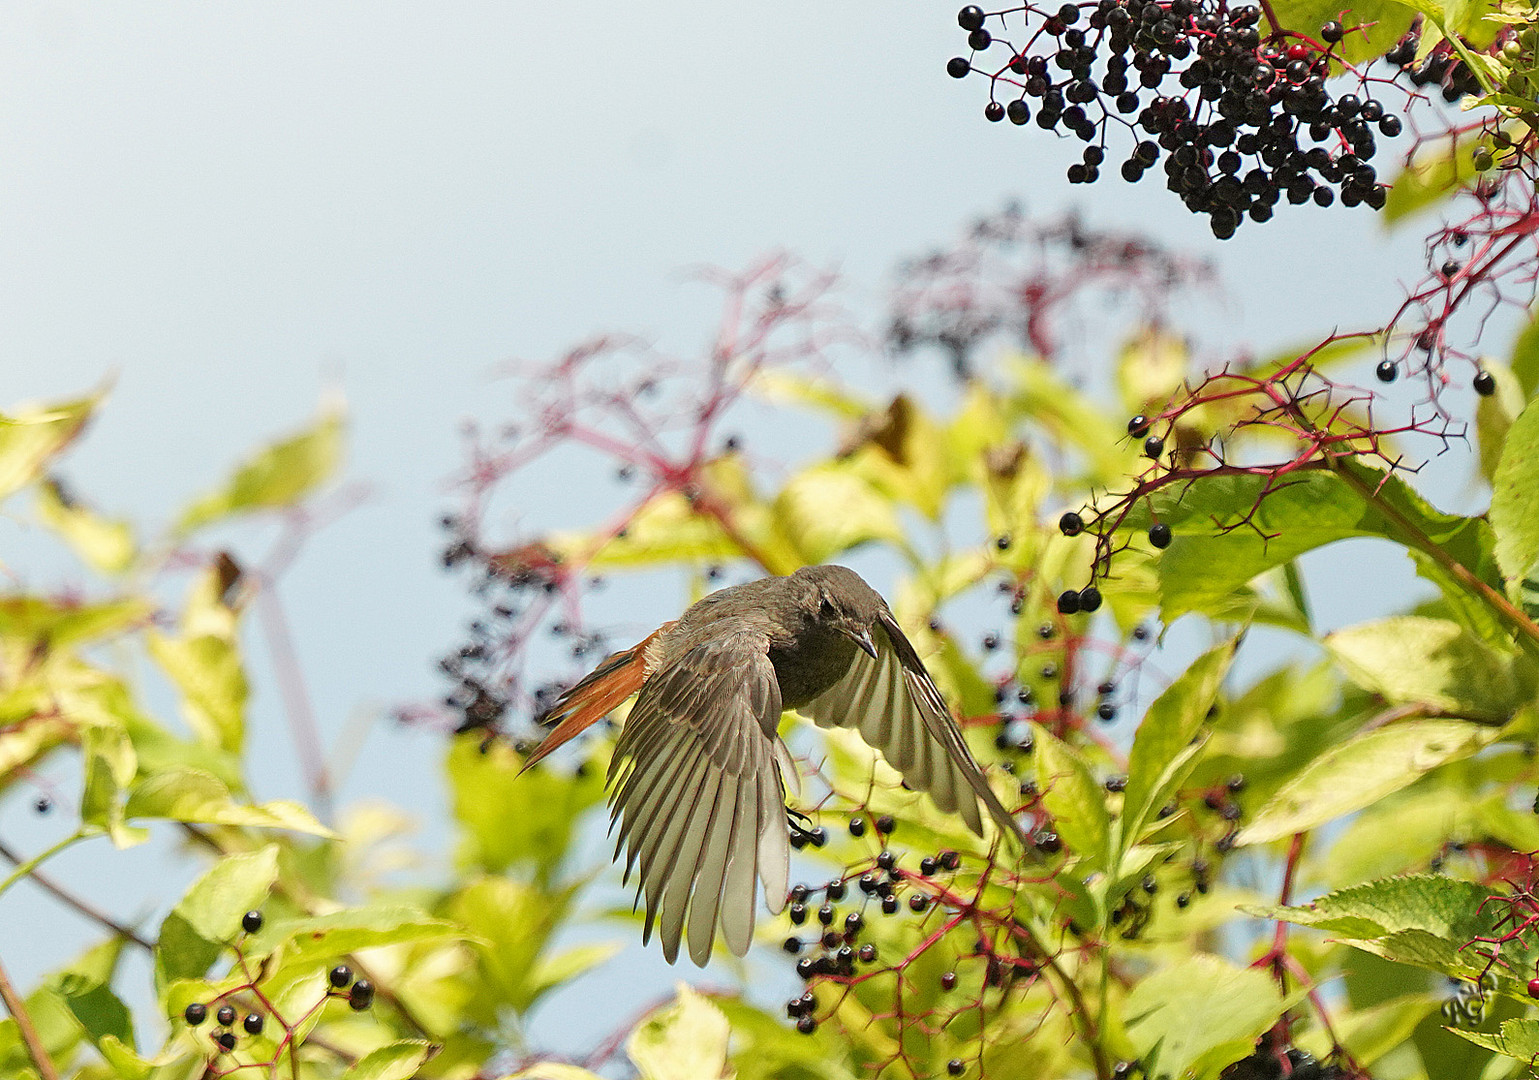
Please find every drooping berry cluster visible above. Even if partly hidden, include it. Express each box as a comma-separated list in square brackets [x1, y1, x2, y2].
[949, 2, 1405, 237]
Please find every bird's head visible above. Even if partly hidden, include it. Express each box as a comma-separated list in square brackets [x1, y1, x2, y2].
[794, 564, 885, 660]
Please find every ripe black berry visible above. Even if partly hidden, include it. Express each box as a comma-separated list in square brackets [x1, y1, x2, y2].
[784, 936, 802, 954]
[985, 101, 1006, 122]
[329, 965, 353, 989]
[948, 1059, 966, 1075]
[1078, 586, 1102, 612]
[216, 1005, 236, 1026]
[217, 1031, 236, 1051]
[939, 849, 961, 871]
[947, 57, 972, 78]
[1474, 370, 1496, 396]
[881, 896, 900, 914]
[1320, 20, 1343, 42]
[1097, 702, 1117, 721]
[958, 5, 986, 30]
[1034, 829, 1062, 854]
[818, 903, 836, 925]
[1375, 360, 1398, 383]
[1059, 511, 1085, 536]
[940, 970, 958, 991]
[184, 1003, 207, 1026]
[1057, 590, 1081, 615]
[875, 814, 896, 834]
[242, 1013, 264, 1035]
[241, 910, 263, 934]
[348, 980, 375, 1011]
[859, 943, 878, 963]
[826, 880, 848, 901]
[33, 796, 50, 814]
[796, 1015, 818, 1035]
[789, 902, 807, 925]
[1148, 522, 1172, 548]
[1143, 435, 1164, 459]
[876, 849, 897, 871]
[909, 894, 930, 912]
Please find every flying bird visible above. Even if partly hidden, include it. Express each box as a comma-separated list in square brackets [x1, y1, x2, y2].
[521, 564, 1027, 965]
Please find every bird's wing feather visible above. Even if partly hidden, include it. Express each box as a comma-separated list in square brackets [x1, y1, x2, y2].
[608, 630, 788, 966]
[801, 611, 1028, 846]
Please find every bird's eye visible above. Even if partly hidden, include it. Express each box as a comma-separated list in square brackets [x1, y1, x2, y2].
[819, 596, 836, 616]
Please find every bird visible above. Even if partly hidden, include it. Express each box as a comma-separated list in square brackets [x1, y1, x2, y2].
[520, 563, 1027, 966]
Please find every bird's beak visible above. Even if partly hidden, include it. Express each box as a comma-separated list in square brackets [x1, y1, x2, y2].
[847, 626, 879, 660]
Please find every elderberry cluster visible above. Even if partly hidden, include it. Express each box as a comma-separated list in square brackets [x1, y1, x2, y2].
[948, 2, 1401, 237]
[1221, 1047, 1345, 1080]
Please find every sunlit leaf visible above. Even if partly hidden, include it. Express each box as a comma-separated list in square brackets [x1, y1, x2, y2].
[627, 983, 732, 1080]
[35, 478, 135, 575]
[155, 845, 279, 988]
[1124, 954, 1301, 1079]
[1490, 395, 1539, 611]
[1325, 617, 1522, 719]
[125, 768, 334, 837]
[176, 399, 344, 533]
[1031, 725, 1110, 870]
[343, 1040, 437, 1080]
[1238, 720, 1497, 844]
[1122, 637, 1236, 849]
[0, 393, 99, 505]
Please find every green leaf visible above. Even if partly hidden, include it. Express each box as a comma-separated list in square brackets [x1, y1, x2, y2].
[1245, 875, 1539, 991]
[1510, 307, 1539, 399]
[125, 768, 334, 836]
[1296, 994, 1440, 1069]
[527, 942, 623, 1004]
[505, 1066, 608, 1080]
[176, 400, 344, 533]
[447, 739, 606, 878]
[0, 393, 99, 505]
[1152, 464, 1498, 629]
[1490, 396, 1539, 606]
[256, 905, 467, 969]
[627, 983, 732, 1080]
[448, 876, 573, 1016]
[1265, 0, 1416, 63]
[1384, 134, 1479, 223]
[1324, 617, 1520, 719]
[1237, 720, 1497, 844]
[1031, 725, 1111, 871]
[1124, 954, 1300, 1079]
[35, 478, 135, 575]
[343, 1040, 437, 1080]
[1122, 638, 1237, 848]
[145, 561, 248, 752]
[79, 722, 140, 846]
[1449, 1018, 1539, 1061]
[1475, 361, 1525, 485]
[57, 974, 134, 1053]
[155, 845, 279, 987]
[771, 462, 904, 563]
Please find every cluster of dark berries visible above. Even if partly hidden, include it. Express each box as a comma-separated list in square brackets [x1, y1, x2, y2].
[782, 875, 886, 1032]
[1221, 1047, 1344, 1080]
[949, 2, 1403, 237]
[434, 519, 611, 746]
[182, 1001, 258, 1053]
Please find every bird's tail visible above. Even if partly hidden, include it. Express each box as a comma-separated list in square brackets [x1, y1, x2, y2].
[518, 624, 670, 773]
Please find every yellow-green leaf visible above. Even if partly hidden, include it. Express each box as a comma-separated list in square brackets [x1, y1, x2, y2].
[627, 984, 732, 1080]
[35, 478, 135, 575]
[176, 400, 344, 534]
[1238, 720, 1498, 844]
[0, 393, 99, 505]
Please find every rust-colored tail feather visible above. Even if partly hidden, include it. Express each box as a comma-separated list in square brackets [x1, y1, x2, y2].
[518, 626, 666, 773]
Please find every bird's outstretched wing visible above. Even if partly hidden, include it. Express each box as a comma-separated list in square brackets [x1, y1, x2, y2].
[607, 630, 789, 966]
[801, 610, 1027, 846]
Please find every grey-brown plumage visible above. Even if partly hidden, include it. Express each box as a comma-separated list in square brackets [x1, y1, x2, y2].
[525, 564, 1027, 966]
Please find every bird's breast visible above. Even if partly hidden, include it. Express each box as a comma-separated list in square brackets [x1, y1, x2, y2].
[769, 622, 857, 709]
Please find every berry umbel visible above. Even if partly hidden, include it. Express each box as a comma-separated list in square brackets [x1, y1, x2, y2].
[949, 3, 1409, 237]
